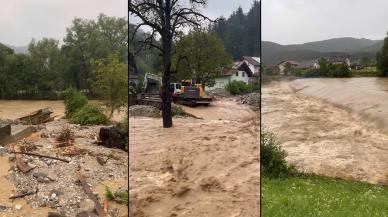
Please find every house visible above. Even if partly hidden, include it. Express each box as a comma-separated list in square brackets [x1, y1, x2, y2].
[206, 57, 258, 91]
[242, 56, 260, 77]
[277, 60, 299, 75]
[314, 57, 351, 70]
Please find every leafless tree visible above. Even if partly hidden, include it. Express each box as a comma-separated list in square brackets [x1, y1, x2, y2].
[129, 0, 213, 128]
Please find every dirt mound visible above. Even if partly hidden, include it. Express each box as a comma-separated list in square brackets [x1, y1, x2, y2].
[129, 105, 161, 118]
[238, 93, 260, 111]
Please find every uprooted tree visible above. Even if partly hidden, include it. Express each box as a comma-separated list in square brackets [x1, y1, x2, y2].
[129, 0, 213, 128]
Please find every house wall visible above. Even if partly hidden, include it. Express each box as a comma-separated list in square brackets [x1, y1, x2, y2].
[205, 70, 250, 91]
[231, 70, 250, 83]
[205, 77, 230, 91]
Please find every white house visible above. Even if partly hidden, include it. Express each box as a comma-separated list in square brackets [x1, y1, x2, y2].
[242, 56, 260, 77]
[206, 57, 258, 91]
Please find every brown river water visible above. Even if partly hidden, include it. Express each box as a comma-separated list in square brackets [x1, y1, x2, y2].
[129, 99, 260, 217]
[291, 77, 388, 129]
[263, 79, 388, 185]
[0, 100, 125, 122]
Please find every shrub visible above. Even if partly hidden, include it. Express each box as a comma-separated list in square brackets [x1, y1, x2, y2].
[172, 104, 186, 116]
[261, 131, 296, 178]
[69, 104, 108, 125]
[226, 80, 251, 95]
[62, 88, 88, 118]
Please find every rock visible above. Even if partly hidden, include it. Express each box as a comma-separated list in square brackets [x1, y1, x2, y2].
[0, 204, 7, 211]
[33, 172, 50, 183]
[8, 154, 15, 161]
[28, 163, 37, 168]
[76, 211, 98, 217]
[48, 212, 64, 217]
[15, 204, 22, 210]
[51, 193, 57, 199]
[79, 198, 95, 213]
[41, 133, 49, 138]
[96, 156, 107, 165]
[0, 147, 7, 156]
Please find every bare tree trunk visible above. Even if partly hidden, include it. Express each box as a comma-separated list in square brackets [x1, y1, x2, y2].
[161, 0, 173, 128]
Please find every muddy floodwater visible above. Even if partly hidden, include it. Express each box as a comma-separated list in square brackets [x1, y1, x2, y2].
[129, 99, 260, 216]
[263, 79, 388, 185]
[291, 77, 388, 129]
[0, 100, 124, 122]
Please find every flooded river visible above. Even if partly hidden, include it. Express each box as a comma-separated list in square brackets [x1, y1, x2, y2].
[291, 77, 388, 129]
[263, 79, 388, 185]
[0, 100, 124, 122]
[129, 99, 260, 216]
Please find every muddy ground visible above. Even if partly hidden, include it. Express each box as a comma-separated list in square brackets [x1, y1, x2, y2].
[129, 99, 260, 217]
[0, 101, 128, 216]
[262, 81, 388, 185]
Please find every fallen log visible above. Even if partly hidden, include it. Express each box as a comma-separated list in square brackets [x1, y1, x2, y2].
[9, 190, 36, 200]
[17, 108, 54, 125]
[11, 151, 70, 163]
[76, 172, 104, 217]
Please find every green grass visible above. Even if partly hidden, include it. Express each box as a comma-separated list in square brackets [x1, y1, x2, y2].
[262, 175, 388, 217]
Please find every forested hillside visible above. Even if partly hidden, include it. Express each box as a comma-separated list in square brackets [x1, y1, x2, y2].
[211, 0, 260, 59]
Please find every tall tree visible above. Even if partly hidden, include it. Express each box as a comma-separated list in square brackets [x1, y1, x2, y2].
[129, 0, 213, 128]
[91, 53, 128, 119]
[172, 30, 232, 87]
[62, 14, 128, 90]
[377, 32, 388, 76]
[28, 38, 63, 92]
[211, 1, 260, 59]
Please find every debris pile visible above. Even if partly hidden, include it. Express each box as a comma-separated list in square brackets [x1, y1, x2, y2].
[238, 93, 260, 110]
[207, 89, 231, 100]
[2, 118, 128, 216]
[129, 105, 161, 118]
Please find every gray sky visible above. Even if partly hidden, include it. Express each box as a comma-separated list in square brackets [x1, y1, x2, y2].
[129, 0, 255, 29]
[0, 0, 126, 46]
[263, 0, 388, 45]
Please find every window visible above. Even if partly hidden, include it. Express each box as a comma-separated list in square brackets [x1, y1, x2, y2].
[235, 71, 238, 76]
[242, 72, 245, 77]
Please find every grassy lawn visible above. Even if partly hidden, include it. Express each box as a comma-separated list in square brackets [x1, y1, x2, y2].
[262, 175, 388, 217]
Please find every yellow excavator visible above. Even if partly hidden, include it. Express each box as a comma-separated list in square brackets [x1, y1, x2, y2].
[170, 79, 212, 106]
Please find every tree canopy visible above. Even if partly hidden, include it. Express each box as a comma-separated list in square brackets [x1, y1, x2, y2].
[211, 0, 260, 59]
[0, 14, 128, 100]
[172, 30, 232, 86]
[377, 32, 388, 76]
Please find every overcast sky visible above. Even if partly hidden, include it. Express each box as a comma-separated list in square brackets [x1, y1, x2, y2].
[129, 0, 255, 29]
[263, 0, 388, 45]
[0, 0, 126, 46]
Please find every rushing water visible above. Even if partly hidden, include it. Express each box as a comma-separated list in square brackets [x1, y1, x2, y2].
[291, 77, 388, 129]
[263, 80, 388, 184]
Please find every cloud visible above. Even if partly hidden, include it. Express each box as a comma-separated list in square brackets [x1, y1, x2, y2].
[0, 0, 126, 46]
[263, 0, 388, 44]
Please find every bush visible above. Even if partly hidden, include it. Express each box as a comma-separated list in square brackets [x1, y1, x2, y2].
[261, 131, 296, 178]
[62, 88, 88, 118]
[226, 80, 251, 95]
[172, 104, 186, 116]
[69, 104, 108, 125]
